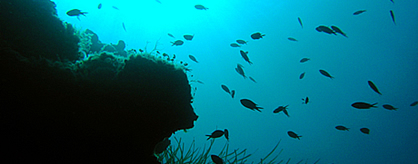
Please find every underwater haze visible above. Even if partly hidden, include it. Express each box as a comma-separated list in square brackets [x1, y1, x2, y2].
[53, 0, 418, 163]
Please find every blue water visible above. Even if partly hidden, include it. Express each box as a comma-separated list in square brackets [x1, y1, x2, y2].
[53, 0, 418, 163]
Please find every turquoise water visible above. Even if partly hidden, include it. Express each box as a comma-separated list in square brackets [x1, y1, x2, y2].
[53, 0, 418, 163]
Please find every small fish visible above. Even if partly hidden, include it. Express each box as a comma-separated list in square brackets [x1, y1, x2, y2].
[112, 6, 120, 10]
[168, 33, 175, 38]
[390, 0, 394, 4]
[235, 64, 246, 78]
[390, 10, 396, 25]
[298, 17, 303, 28]
[251, 32, 265, 40]
[240, 50, 252, 65]
[335, 125, 349, 131]
[154, 137, 171, 154]
[299, 72, 305, 79]
[171, 40, 184, 46]
[319, 69, 334, 79]
[231, 90, 235, 98]
[195, 4, 208, 10]
[221, 84, 231, 95]
[302, 97, 309, 104]
[224, 129, 229, 141]
[190, 80, 204, 84]
[98, 3, 102, 9]
[155, 0, 162, 4]
[351, 102, 378, 109]
[183, 34, 194, 41]
[230, 43, 241, 47]
[287, 131, 302, 140]
[300, 58, 310, 63]
[236, 39, 247, 44]
[288, 37, 298, 41]
[353, 10, 366, 15]
[360, 128, 370, 134]
[211, 155, 224, 164]
[411, 101, 418, 106]
[383, 104, 397, 110]
[249, 77, 257, 83]
[273, 105, 289, 117]
[122, 23, 127, 32]
[330, 26, 347, 37]
[188, 55, 198, 63]
[316, 26, 336, 35]
[206, 130, 224, 140]
[240, 99, 263, 112]
[66, 9, 88, 20]
[368, 81, 382, 95]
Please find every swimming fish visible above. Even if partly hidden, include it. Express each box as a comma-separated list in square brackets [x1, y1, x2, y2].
[168, 33, 175, 38]
[155, 0, 162, 4]
[66, 9, 88, 20]
[171, 40, 184, 46]
[382, 104, 397, 110]
[288, 37, 298, 41]
[298, 17, 303, 28]
[240, 50, 252, 64]
[206, 130, 224, 140]
[273, 105, 289, 117]
[302, 97, 309, 104]
[211, 155, 224, 164]
[231, 90, 235, 98]
[112, 6, 119, 10]
[316, 26, 336, 35]
[319, 69, 334, 79]
[330, 26, 347, 37]
[221, 84, 231, 95]
[250, 32, 265, 40]
[240, 99, 263, 112]
[300, 58, 310, 63]
[411, 101, 418, 106]
[236, 39, 247, 44]
[183, 34, 194, 41]
[360, 128, 370, 134]
[122, 23, 127, 32]
[195, 4, 208, 10]
[224, 129, 229, 141]
[390, 10, 396, 25]
[390, 0, 394, 4]
[188, 55, 198, 63]
[353, 10, 366, 15]
[368, 81, 382, 95]
[287, 131, 302, 140]
[299, 72, 305, 79]
[235, 64, 246, 78]
[335, 125, 349, 131]
[351, 102, 378, 109]
[230, 43, 240, 47]
[98, 3, 102, 9]
[249, 77, 257, 83]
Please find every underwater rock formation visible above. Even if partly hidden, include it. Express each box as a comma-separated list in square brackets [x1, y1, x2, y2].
[0, 0, 197, 163]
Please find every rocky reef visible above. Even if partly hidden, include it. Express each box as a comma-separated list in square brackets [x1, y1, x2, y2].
[0, 0, 197, 163]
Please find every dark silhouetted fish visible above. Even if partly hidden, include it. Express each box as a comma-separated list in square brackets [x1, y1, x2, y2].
[319, 69, 334, 79]
[112, 6, 120, 10]
[122, 23, 127, 32]
[335, 125, 349, 131]
[390, 0, 394, 4]
[411, 101, 418, 106]
[316, 25, 336, 35]
[288, 37, 298, 41]
[66, 9, 88, 20]
[249, 77, 257, 83]
[360, 128, 370, 134]
[240, 99, 263, 112]
[300, 58, 310, 63]
[235, 64, 246, 78]
[236, 39, 247, 44]
[273, 105, 289, 117]
[299, 72, 305, 79]
[251, 32, 265, 40]
[206, 130, 224, 140]
[298, 17, 303, 28]
[98, 3, 102, 9]
[230, 43, 240, 47]
[171, 40, 184, 46]
[240, 50, 252, 64]
[383, 104, 397, 110]
[231, 90, 235, 98]
[168, 33, 175, 38]
[287, 131, 302, 140]
[154, 137, 171, 154]
[211, 155, 224, 164]
[188, 55, 198, 63]
[302, 97, 309, 104]
[368, 81, 382, 95]
[224, 129, 229, 141]
[351, 102, 378, 109]
[195, 4, 208, 10]
[221, 84, 231, 95]
[183, 34, 194, 41]
[331, 26, 347, 37]
[390, 10, 396, 25]
[353, 10, 366, 15]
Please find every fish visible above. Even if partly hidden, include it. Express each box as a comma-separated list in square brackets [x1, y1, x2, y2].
[154, 137, 171, 154]
[299, 72, 305, 79]
[122, 23, 127, 32]
[287, 131, 302, 140]
[316, 25, 336, 35]
[206, 130, 224, 140]
[351, 102, 378, 109]
[298, 17, 303, 28]
[98, 3, 102, 9]
[273, 105, 289, 117]
[383, 104, 397, 110]
[390, 10, 396, 25]
[240, 50, 252, 65]
[230, 43, 240, 47]
[330, 26, 347, 37]
[302, 97, 309, 104]
[155, 0, 162, 4]
[211, 155, 224, 164]
[168, 33, 175, 38]
[368, 81, 382, 95]
[66, 9, 88, 20]
[224, 129, 229, 141]
[319, 69, 334, 79]
[251, 32, 265, 40]
[360, 128, 370, 134]
[112, 6, 119, 10]
[390, 0, 394, 4]
[288, 37, 298, 41]
[236, 39, 247, 44]
[235, 64, 246, 78]
[249, 77, 257, 83]
[335, 125, 349, 131]
[188, 55, 198, 63]
[300, 58, 310, 63]
[190, 80, 204, 84]
[353, 10, 366, 15]
[195, 4, 208, 10]
[183, 34, 194, 41]
[221, 84, 231, 95]
[411, 101, 418, 106]
[171, 40, 184, 46]
[231, 90, 235, 98]
[240, 99, 263, 112]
